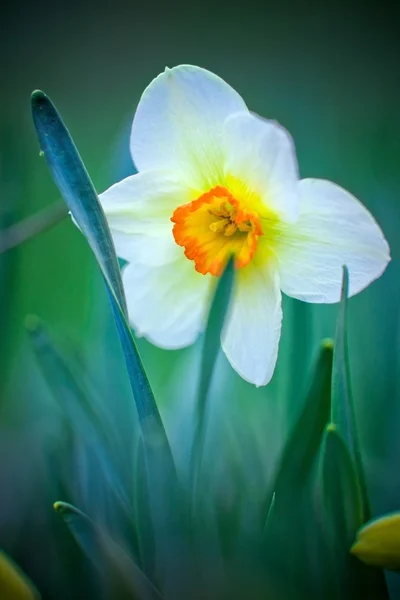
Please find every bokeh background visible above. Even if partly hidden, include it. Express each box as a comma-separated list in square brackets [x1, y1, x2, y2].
[0, 0, 399, 598]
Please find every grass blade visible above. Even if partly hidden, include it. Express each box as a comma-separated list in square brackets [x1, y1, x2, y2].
[0, 549, 41, 599]
[30, 90, 172, 446]
[331, 266, 370, 520]
[190, 258, 235, 489]
[0, 202, 67, 254]
[26, 315, 131, 512]
[31, 91, 126, 315]
[261, 339, 333, 526]
[54, 502, 162, 600]
[320, 425, 389, 599]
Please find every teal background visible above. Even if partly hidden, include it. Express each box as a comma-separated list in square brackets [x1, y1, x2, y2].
[0, 0, 399, 597]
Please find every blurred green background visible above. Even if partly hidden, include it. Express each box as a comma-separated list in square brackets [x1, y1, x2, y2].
[0, 0, 399, 598]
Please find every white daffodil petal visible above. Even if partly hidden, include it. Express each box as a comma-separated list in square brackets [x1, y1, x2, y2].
[99, 170, 192, 264]
[130, 65, 248, 189]
[222, 261, 282, 386]
[222, 112, 299, 223]
[123, 258, 213, 349]
[276, 179, 391, 302]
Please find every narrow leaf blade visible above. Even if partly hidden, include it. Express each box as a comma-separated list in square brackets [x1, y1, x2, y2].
[262, 339, 333, 524]
[320, 426, 389, 599]
[31, 90, 127, 314]
[30, 90, 171, 446]
[331, 266, 370, 521]
[54, 502, 162, 600]
[190, 258, 235, 488]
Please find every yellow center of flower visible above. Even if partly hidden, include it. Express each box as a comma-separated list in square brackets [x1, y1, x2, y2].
[171, 185, 263, 276]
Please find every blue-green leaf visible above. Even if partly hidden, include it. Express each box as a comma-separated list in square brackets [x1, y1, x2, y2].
[320, 425, 389, 599]
[197, 257, 235, 415]
[30, 90, 172, 448]
[26, 315, 131, 513]
[190, 258, 235, 488]
[30, 91, 127, 315]
[321, 425, 363, 550]
[54, 502, 162, 600]
[262, 339, 333, 527]
[331, 266, 370, 521]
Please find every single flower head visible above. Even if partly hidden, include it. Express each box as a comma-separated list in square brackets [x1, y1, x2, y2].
[99, 65, 390, 386]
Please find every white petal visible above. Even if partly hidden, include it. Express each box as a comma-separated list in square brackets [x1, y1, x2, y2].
[222, 261, 282, 386]
[123, 258, 212, 349]
[276, 179, 391, 303]
[222, 112, 299, 222]
[99, 170, 191, 265]
[130, 65, 248, 189]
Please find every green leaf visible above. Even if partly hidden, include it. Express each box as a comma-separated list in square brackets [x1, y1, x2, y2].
[26, 315, 131, 510]
[26, 315, 115, 443]
[351, 511, 400, 571]
[320, 425, 389, 599]
[30, 91, 173, 457]
[197, 257, 235, 415]
[321, 425, 363, 550]
[0, 201, 67, 254]
[54, 501, 162, 600]
[0, 549, 40, 599]
[331, 266, 370, 520]
[133, 437, 156, 578]
[190, 258, 235, 492]
[30, 91, 127, 316]
[261, 339, 333, 526]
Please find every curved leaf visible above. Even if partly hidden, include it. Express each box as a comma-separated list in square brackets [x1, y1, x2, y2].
[54, 501, 162, 600]
[320, 425, 388, 599]
[30, 90, 173, 451]
[261, 339, 333, 526]
[331, 266, 370, 520]
[190, 258, 235, 492]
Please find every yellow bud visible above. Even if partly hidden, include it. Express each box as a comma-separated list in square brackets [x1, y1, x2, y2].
[350, 512, 400, 571]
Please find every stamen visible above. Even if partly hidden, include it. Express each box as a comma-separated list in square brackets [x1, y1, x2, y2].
[210, 218, 230, 233]
[171, 185, 263, 276]
[224, 222, 237, 236]
[238, 220, 252, 232]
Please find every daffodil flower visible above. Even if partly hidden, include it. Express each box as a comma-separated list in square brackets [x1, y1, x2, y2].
[99, 65, 390, 386]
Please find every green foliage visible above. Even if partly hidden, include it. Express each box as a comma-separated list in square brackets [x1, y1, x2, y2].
[30, 91, 168, 437]
[53, 502, 162, 600]
[331, 266, 370, 521]
[0, 58, 396, 599]
[262, 338, 333, 527]
[191, 257, 235, 497]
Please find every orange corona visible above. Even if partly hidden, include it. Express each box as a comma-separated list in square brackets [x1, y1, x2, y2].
[171, 186, 263, 276]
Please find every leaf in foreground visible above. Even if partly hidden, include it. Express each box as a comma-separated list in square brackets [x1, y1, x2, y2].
[54, 501, 162, 600]
[30, 90, 168, 439]
[262, 339, 333, 527]
[331, 266, 370, 520]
